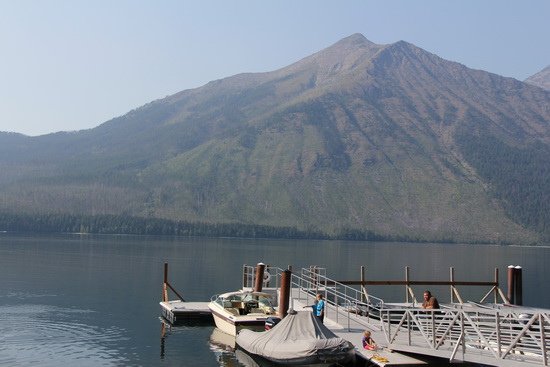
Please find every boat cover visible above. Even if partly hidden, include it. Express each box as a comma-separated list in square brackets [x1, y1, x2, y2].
[236, 310, 354, 364]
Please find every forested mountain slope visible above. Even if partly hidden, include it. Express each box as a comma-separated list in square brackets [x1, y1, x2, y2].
[1, 34, 549, 243]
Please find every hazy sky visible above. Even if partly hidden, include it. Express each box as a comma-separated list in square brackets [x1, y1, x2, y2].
[1, 1, 549, 136]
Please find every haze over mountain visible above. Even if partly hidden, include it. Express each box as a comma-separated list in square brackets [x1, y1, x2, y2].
[1, 34, 549, 244]
[525, 65, 550, 91]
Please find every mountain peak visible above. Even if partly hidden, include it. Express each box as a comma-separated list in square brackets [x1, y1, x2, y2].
[323, 33, 378, 54]
[525, 65, 550, 91]
[332, 33, 372, 47]
[279, 33, 382, 84]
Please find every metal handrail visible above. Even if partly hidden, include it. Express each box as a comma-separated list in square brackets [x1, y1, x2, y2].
[242, 264, 387, 330]
[379, 304, 550, 366]
[242, 264, 549, 366]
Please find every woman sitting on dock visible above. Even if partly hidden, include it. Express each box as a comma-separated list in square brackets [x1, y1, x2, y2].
[362, 330, 377, 350]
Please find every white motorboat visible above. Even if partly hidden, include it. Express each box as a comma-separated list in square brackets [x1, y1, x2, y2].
[208, 290, 276, 336]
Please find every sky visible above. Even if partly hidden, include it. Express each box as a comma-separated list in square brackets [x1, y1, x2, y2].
[1, 1, 549, 137]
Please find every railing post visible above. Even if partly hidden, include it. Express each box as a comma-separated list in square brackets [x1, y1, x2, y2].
[407, 311, 411, 345]
[387, 309, 391, 342]
[242, 264, 247, 289]
[514, 266, 522, 306]
[405, 266, 410, 303]
[432, 311, 436, 348]
[461, 312, 465, 356]
[361, 266, 365, 303]
[496, 312, 501, 358]
[494, 268, 499, 304]
[540, 314, 547, 366]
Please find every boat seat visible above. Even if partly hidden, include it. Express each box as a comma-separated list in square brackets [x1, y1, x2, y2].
[225, 308, 240, 316]
[249, 308, 265, 314]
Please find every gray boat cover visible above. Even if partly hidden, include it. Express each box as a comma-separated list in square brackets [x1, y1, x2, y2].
[236, 310, 354, 363]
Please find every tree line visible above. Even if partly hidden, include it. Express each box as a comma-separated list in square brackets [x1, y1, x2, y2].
[0, 212, 415, 242]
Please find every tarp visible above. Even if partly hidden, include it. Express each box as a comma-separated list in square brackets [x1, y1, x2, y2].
[236, 310, 354, 364]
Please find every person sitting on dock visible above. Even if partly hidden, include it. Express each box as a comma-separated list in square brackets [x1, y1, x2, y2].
[421, 290, 439, 309]
[361, 330, 377, 350]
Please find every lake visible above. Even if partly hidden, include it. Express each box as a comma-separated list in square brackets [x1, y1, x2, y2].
[1, 233, 549, 366]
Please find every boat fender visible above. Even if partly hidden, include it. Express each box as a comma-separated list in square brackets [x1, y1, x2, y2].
[263, 271, 271, 285]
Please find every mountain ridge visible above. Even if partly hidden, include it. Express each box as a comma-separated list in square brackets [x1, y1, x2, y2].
[1, 34, 548, 244]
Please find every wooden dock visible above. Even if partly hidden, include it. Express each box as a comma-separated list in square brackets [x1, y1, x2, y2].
[159, 300, 212, 324]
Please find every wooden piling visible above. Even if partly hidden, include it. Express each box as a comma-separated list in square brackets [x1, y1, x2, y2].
[162, 262, 185, 302]
[278, 269, 291, 318]
[507, 265, 515, 304]
[254, 263, 266, 292]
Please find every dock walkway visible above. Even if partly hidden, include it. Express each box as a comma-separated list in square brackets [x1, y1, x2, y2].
[280, 266, 550, 367]
[161, 264, 550, 367]
[291, 290, 428, 366]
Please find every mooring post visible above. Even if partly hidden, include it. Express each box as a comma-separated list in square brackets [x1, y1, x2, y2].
[254, 262, 266, 292]
[278, 269, 291, 319]
[507, 265, 515, 304]
[514, 266, 523, 306]
[163, 263, 169, 302]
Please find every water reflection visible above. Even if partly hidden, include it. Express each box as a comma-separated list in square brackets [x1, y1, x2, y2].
[2, 233, 550, 366]
[0, 304, 129, 367]
[209, 327, 236, 351]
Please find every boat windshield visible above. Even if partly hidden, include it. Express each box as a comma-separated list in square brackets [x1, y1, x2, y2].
[216, 292, 275, 315]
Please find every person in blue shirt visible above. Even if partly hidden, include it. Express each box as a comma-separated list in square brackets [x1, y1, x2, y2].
[313, 293, 325, 323]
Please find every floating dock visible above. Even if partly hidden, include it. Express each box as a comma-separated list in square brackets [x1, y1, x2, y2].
[159, 300, 212, 324]
[161, 263, 548, 367]
[290, 290, 429, 366]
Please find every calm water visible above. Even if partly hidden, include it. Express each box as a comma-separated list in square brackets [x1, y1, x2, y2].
[1, 233, 549, 366]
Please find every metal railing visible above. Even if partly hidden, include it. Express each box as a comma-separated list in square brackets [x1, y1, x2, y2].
[243, 264, 385, 331]
[242, 264, 549, 366]
[380, 303, 550, 366]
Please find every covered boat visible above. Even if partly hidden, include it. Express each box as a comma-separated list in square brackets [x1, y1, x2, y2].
[236, 310, 355, 366]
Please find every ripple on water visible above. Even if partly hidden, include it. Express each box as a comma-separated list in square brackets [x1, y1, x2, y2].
[0, 304, 129, 367]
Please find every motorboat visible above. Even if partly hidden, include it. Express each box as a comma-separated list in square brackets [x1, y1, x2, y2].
[236, 310, 355, 366]
[208, 290, 276, 336]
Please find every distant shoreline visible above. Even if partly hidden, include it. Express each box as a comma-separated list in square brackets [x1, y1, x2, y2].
[0, 212, 540, 246]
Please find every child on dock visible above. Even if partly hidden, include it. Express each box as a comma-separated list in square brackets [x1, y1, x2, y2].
[362, 330, 377, 350]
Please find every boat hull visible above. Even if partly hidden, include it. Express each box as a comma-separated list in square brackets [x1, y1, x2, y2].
[263, 348, 355, 366]
[209, 303, 268, 336]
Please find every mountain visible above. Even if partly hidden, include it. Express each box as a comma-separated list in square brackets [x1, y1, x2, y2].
[525, 65, 550, 91]
[1, 34, 549, 244]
